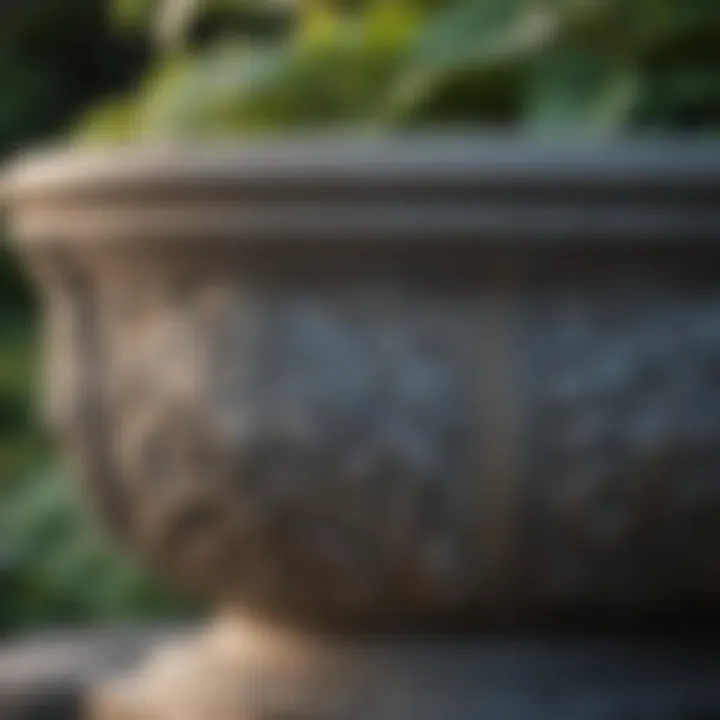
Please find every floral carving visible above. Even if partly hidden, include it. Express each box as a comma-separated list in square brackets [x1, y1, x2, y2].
[528, 288, 720, 608]
[53, 272, 479, 624]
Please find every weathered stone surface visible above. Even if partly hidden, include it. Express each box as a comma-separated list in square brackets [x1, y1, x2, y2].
[4, 626, 720, 720]
[4, 140, 720, 717]
[0, 627, 176, 720]
[89, 619, 720, 720]
[39, 266, 490, 624]
[19, 249, 720, 627]
[525, 287, 720, 612]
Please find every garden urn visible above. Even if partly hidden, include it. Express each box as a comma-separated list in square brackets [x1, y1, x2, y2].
[4, 137, 720, 718]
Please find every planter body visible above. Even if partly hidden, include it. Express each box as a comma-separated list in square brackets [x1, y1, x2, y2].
[5, 137, 720, 717]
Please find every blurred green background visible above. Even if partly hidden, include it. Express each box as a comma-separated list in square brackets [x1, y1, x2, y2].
[0, 0, 195, 638]
[1, 0, 719, 639]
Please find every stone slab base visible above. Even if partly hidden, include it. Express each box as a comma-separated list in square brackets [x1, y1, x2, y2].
[3, 620, 720, 719]
[0, 626, 182, 720]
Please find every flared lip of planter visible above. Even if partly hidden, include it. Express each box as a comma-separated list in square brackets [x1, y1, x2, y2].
[3, 134, 720, 247]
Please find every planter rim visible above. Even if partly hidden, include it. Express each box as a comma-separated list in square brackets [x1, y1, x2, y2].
[5, 135, 720, 200]
[4, 135, 720, 247]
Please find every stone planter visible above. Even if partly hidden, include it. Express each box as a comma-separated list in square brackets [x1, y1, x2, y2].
[4, 137, 720, 718]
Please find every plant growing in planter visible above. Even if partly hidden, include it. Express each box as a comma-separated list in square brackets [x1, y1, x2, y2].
[3, 1, 720, 718]
[79, 0, 720, 140]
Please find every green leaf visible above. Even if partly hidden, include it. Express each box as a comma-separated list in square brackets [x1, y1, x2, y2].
[409, 0, 559, 72]
[386, 0, 560, 125]
[131, 46, 294, 137]
[363, 1, 424, 52]
[83, 0, 720, 137]
[525, 47, 641, 133]
[295, 2, 339, 52]
[111, 0, 160, 33]
[73, 98, 138, 145]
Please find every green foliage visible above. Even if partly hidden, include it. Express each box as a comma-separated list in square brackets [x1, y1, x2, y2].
[0, 465, 198, 636]
[0, 2, 197, 636]
[0, 0, 148, 156]
[0, 2, 201, 637]
[0, 319, 43, 482]
[81, 2, 429, 139]
[0, 321, 197, 637]
[0, 245, 33, 313]
[77, 0, 720, 142]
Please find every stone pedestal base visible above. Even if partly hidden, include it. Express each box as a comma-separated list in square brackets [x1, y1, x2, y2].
[3, 622, 720, 719]
[88, 616, 720, 720]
